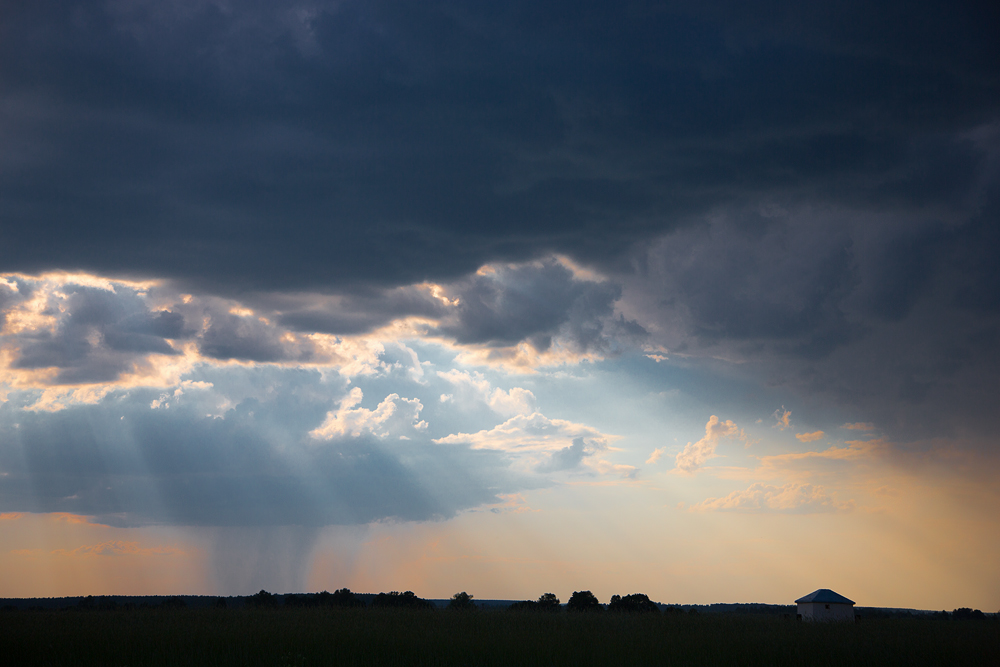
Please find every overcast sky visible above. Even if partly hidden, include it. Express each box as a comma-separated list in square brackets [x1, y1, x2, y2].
[1, 0, 998, 610]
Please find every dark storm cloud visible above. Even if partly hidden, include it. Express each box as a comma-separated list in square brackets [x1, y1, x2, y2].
[1, 0, 996, 293]
[199, 312, 307, 362]
[624, 184, 1000, 440]
[1, 0, 999, 454]
[0, 370, 512, 527]
[270, 286, 447, 335]
[437, 259, 645, 353]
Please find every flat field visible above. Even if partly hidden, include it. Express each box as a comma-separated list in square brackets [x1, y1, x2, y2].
[1, 608, 997, 666]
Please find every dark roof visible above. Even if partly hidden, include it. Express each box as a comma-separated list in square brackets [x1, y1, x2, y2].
[795, 589, 855, 605]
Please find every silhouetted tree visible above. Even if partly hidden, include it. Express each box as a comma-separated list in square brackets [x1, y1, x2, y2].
[952, 608, 986, 620]
[537, 593, 561, 612]
[447, 591, 476, 611]
[160, 597, 187, 609]
[246, 590, 278, 608]
[213, 597, 228, 609]
[371, 591, 434, 610]
[566, 590, 602, 613]
[608, 593, 659, 613]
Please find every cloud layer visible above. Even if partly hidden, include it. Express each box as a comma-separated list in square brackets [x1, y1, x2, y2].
[2, 1, 996, 295]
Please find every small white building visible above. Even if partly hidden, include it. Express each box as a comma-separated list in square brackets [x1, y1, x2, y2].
[795, 589, 855, 622]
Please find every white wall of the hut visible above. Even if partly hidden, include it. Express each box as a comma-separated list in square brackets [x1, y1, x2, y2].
[797, 602, 854, 622]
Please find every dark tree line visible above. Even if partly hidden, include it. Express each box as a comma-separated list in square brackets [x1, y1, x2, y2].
[508, 593, 562, 612]
[10, 592, 997, 619]
[506, 591, 662, 613]
[371, 591, 435, 610]
[284, 589, 364, 609]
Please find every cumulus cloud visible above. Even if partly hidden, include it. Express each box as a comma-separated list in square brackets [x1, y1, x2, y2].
[689, 482, 853, 513]
[435, 412, 609, 453]
[0, 275, 392, 403]
[434, 411, 622, 475]
[310, 388, 428, 440]
[795, 431, 825, 443]
[436, 369, 536, 417]
[674, 416, 743, 474]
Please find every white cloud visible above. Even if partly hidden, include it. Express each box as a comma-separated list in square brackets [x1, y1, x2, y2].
[646, 447, 666, 465]
[435, 412, 608, 453]
[689, 482, 853, 513]
[772, 407, 791, 430]
[795, 430, 825, 442]
[434, 411, 622, 475]
[488, 387, 537, 417]
[310, 388, 428, 440]
[674, 415, 743, 473]
[436, 369, 536, 417]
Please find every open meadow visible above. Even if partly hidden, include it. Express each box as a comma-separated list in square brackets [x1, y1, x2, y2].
[2, 607, 997, 667]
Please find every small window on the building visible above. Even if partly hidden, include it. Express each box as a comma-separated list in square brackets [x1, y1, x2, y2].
[825, 604, 830, 609]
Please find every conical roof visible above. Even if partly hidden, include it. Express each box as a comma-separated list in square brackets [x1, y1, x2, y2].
[794, 589, 855, 604]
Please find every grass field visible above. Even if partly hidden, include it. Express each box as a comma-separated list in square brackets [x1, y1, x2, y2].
[2, 607, 997, 666]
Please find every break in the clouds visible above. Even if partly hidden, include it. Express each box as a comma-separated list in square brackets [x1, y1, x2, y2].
[0, 365, 513, 527]
[0, 271, 637, 527]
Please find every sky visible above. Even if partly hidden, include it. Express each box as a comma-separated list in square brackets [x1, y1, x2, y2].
[1, 0, 998, 611]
